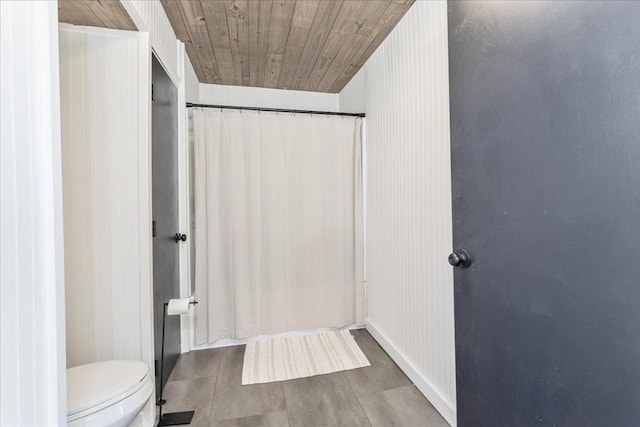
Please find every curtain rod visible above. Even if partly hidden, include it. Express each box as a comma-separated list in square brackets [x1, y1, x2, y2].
[186, 102, 365, 118]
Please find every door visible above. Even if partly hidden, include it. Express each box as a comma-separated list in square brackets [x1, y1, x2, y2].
[152, 55, 180, 397]
[448, 2, 640, 425]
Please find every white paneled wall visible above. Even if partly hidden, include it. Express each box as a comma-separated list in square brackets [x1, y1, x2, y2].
[340, 2, 456, 425]
[1, 2, 66, 424]
[58, 24, 154, 398]
[121, 0, 179, 83]
[199, 83, 339, 111]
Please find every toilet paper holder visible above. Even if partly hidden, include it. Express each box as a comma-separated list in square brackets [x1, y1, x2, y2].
[157, 298, 198, 426]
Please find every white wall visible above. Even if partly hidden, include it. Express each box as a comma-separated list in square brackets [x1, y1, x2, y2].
[185, 54, 200, 103]
[121, 0, 180, 84]
[199, 84, 339, 111]
[339, 69, 366, 114]
[0, 1, 67, 424]
[58, 25, 155, 424]
[340, 2, 456, 425]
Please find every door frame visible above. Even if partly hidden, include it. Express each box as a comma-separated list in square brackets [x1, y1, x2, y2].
[173, 44, 194, 354]
[147, 43, 192, 358]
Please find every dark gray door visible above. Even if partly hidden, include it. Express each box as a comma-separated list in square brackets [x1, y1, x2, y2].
[152, 56, 180, 397]
[448, 2, 640, 425]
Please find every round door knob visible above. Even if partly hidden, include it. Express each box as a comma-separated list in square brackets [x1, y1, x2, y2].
[175, 233, 187, 242]
[448, 249, 471, 268]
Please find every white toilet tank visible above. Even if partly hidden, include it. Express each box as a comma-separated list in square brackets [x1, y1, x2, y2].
[67, 360, 154, 427]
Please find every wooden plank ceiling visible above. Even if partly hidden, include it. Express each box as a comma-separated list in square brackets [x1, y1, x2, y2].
[58, 0, 136, 31]
[161, 0, 414, 93]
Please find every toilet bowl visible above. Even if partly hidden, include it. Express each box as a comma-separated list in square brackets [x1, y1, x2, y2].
[67, 360, 154, 427]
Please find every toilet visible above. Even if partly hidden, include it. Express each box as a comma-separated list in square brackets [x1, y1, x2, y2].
[67, 360, 154, 427]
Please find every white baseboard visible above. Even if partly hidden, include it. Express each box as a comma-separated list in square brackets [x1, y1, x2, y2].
[365, 320, 457, 427]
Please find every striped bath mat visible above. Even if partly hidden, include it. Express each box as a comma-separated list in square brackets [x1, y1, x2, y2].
[242, 329, 370, 385]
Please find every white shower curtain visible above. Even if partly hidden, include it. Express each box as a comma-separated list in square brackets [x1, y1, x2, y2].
[192, 108, 364, 344]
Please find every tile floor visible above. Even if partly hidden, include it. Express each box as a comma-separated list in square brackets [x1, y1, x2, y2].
[160, 329, 449, 426]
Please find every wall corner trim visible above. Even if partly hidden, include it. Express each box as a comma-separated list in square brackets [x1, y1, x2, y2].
[120, 0, 180, 85]
[119, 0, 146, 31]
[366, 320, 457, 427]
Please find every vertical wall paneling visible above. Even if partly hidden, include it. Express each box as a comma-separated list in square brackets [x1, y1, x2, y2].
[121, 0, 180, 84]
[58, 25, 155, 425]
[0, 2, 67, 424]
[198, 83, 339, 112]
[339, 2, 456, 425]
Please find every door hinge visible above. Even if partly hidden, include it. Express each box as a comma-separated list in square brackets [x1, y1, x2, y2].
[152, 220, 157, 238]
[155, 359, 159, 377]
[151, 83, 155, 101]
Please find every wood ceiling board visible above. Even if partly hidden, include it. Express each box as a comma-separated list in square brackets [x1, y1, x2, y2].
[315, 32, 365, 93]
[277, 0, 320, 89]
[161, 0, 414, 92]
[179, 0, 222, 83]
[58, 2, 104, 28]
[58, 0, 136, 31]
[290, 0, 344, 91]
[329, 1, 411, 92]
[185, 43, 206, 82]
[301, 0, 368, 92]
[160, 0, 206, 80]
[201, 0, 236, 84]
[225, 0, 250, 85]
[315, 1, 391, 92]
[252, 0, 274, 87]
[263, 0, 296, 88]
[86, 0, 134, 29]
[248, 0, 266, 86]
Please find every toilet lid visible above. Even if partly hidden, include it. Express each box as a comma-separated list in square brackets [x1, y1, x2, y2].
[67, 360, 150, 417]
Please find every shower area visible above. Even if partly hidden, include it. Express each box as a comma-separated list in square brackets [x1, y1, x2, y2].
[186, 105, 365, 347]
[153, 102, 414, 426]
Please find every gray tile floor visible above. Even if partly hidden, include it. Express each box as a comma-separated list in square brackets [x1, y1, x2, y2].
[161, 329, 449, 427]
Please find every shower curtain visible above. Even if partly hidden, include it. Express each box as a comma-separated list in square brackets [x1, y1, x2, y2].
[192, 108, 364, 344]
